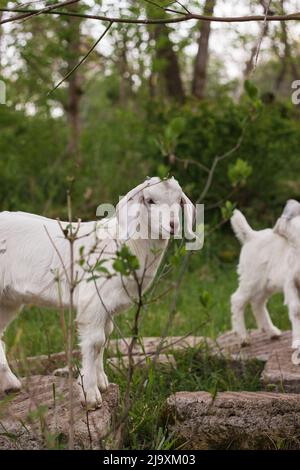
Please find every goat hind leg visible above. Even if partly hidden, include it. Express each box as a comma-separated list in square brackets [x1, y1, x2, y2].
[251, 297, 281, 339]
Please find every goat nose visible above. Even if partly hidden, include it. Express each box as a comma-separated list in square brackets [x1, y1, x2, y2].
[170, 221, 174, 234]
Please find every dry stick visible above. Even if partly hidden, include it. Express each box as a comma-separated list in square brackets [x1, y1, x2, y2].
[174, 1, 191, 15]
[66, 190, 77, 450]
[142, 0, 183, 16]
[47, 193, 80, 449]
[20, 0, 80, 24]
[172, 154, 210, 173]
[49, 21, 113, 94]
[252, 0, 272, 75]
[198, 120, 247, 203]
[1, 7, 300, 25]
[0, 0, 80, 25]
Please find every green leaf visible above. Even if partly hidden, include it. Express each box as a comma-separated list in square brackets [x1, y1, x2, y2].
[199, 290, 212, 308]
[228, 159, 252, 188]
[244, 79, 258, 100]
[113, 245, 140, 276]
[157, 164, 169, 179]
[221, 200, 234, 220]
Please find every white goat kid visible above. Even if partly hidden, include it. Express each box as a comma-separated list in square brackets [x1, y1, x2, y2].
[274, 200, 300, 350]
[230, 209, 286, 345]
[0, 177, 194, 409]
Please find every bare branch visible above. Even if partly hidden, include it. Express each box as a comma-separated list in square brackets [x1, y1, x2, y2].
[1, 6, 300, 26]
[252, 0, 272, 74]
[49, 21, 113, 94]
[0, 0, 80, 25]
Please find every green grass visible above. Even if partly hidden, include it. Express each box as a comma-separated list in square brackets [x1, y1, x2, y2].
[107, 348, 265, 450]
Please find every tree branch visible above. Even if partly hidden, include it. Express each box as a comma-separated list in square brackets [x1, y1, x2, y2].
[1, 7, 300, 26]
[0, 0, 80, 25]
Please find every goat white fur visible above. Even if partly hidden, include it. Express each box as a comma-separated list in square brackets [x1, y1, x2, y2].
[0, 177, 194, 409]
[273, 200, 300, 350]
[230, 201, 300, 348]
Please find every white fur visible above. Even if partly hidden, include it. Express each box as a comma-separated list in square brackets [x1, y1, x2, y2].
[273, 202, 300, 350]
[0, 177, 194, 408]
[230, 209, 288, 345]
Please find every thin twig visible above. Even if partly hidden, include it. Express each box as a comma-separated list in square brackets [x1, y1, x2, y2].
[252, 0, 272, 74]
[198, 120, 248, 203]
[0, 0, 80, 25]
[49, 21, 113, 94]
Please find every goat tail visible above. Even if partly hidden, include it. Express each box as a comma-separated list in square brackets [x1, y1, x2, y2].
[230, 209, 254, 245]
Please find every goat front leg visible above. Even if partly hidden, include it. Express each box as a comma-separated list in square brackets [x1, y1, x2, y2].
[96, 318, 114, 392]
[0, 339, 22, 394]
[285, 282, 300, 349]
[0, 306, 22, 394]
[78, 324, 106, 409]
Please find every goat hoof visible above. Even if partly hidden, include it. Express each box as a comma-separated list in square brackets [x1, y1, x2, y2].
[1, 373, 22, 395]
[237, 335, 251, 347]
[291, 349, 300, 366]
[292, 339, 300, 350]
[240, 339, 250, 347]
[81, 386, 103, 410]
[97, 372, 109, 392]
[267, 326, 282, 339]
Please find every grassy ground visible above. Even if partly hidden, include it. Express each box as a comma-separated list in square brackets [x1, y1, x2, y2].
[3, 236, 293, 449]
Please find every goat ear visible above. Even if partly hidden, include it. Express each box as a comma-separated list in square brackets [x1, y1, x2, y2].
[116, 181, 147, 240]
[281, 199, 300, 220]
[181, 192, 195, 239]
[273, 199, 300, 237]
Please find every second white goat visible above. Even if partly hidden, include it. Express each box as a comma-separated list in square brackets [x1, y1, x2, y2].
[230, 200, 300, 348]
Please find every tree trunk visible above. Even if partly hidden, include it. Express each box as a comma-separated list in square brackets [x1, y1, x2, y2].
[153, 23, 185, 103]
[192, 0, 216, 99]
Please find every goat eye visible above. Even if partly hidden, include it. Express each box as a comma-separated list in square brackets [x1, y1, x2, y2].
[147, 199, 155, 205]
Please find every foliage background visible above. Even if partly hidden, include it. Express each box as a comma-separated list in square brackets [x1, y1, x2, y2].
[0, 0, 300, 449]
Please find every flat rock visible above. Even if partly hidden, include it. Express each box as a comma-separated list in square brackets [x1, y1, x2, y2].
[214, 330, 300, 392]
[0, 375, 119, 450]
[214, 330, 292, 362]
[10, 336, 208, 376]
[108, 335, 211, 356]
[108, 353, 176, 370]
[165, 390, 300, 450]
[261, 347, 300, 393]
[52, 354, 176, 378]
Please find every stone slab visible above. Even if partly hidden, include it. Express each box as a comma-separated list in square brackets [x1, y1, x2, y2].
[165, 390, 300, 450]
[213, 330, 292, 362]
[214, 330, 300, 393]
[10, 336, 207, 375]
[108, 335, 211, 357]
[0, 375, 119, 450]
